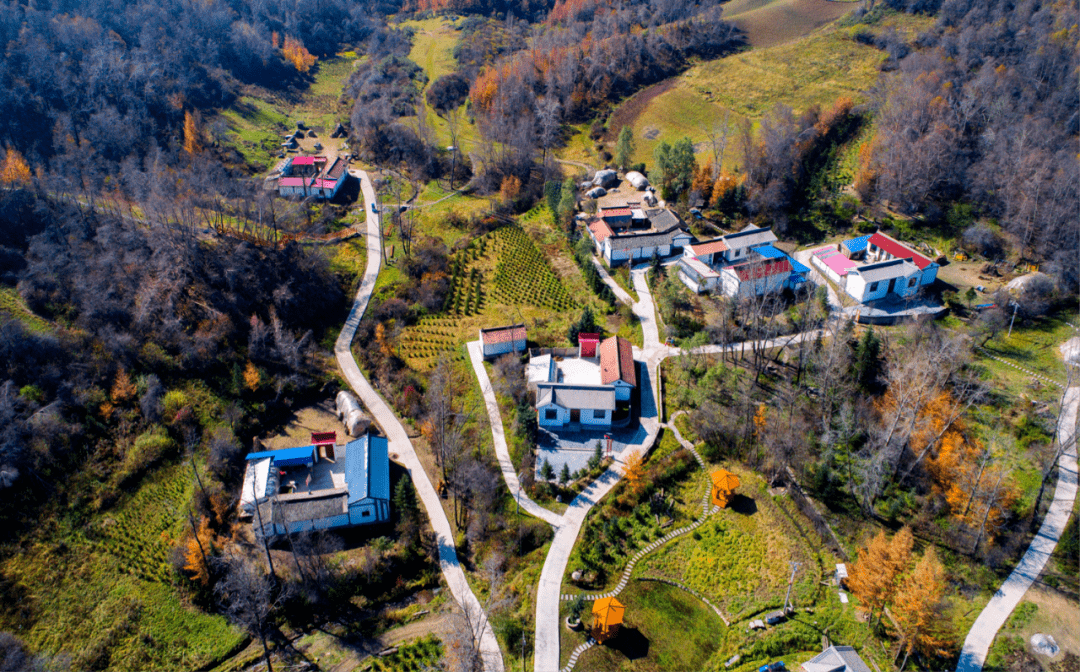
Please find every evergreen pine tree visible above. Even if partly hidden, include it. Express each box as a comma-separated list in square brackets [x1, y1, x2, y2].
[540, 458, 555, 481]
[853, 327, 882, 392]
[559, 462, 571, 485]
[558, 177, 577, 224]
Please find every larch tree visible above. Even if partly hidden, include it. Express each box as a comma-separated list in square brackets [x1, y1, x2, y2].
[847, 526, 914, 627]
[0, 148, 31, 186]
[892, 547, 950, 669]
[183, 111, 202, 156]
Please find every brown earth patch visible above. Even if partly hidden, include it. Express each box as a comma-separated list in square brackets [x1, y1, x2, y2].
[606, 79, 678, 142]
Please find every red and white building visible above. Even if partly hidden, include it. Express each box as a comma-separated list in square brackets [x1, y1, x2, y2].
[677, 225, 807, 297]
[277, 155, 349, 200]
[479, 323, 527, 358]
[530, 335, 637, 429]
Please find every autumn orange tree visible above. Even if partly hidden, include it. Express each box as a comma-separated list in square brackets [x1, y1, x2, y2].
[892, 547, 951, 668]
[622, 450, 644, 489]
[847, 526, 914, 627]
[183, 111, 202, 156]
[1, 148, 31, 186]
[281, 34, 317, 73]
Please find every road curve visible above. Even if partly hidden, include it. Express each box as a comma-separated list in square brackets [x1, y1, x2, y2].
[334, 171, 504, 672]
[465, 340, 564, 528]
[956, 385, 1079, 672]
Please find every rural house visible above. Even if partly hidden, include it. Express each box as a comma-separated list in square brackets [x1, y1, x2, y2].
[800, 646, 873, 672]
[677, 225, 809, 296]
[240, 432, 390, 537]
[531, 335, 637, 428]
[277, 155, 349, 200]
[587, 208, 693, 265]
[810, 232, 938, 304]
[480, 323, 527, 358]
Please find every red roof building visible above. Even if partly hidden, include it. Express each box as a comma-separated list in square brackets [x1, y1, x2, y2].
[688, 239, 729, 256]
[578, 333, 601, 358]
[479, 324, 527, 358]
[588, 219, 615, 244]
[599, 336, 636, 387]
[867, 232, 932, 270]
[732, 258, 792, 281]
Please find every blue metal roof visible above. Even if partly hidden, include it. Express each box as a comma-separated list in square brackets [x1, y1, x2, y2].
[788, 256, 810, 275]
[843, 235, 872, 253]
[753, 244, 785, 259]
[789, 272, 808, 284]
[246, 445, 315, 467]
[346, 435, 391, 504]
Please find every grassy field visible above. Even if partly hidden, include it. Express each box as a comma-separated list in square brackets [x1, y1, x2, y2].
[637, 467, 819, 621]
[397, 17, 485, 157]
[608, 11, 935, 171]
[219, 55, 360, 171]
[0, 285, 53, 332]
[565, 581, 726, 672]
[0, 463, 244, 670]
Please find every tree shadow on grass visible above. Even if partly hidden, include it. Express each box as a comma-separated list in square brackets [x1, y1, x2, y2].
[605, 627, 650, 661]
[729, 494, 757, 516]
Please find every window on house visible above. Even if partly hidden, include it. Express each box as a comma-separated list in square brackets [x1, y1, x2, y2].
[908, 278, 918, 287]
[362, 510, 371, 517]
[869, 281, 879, 292]
[545, 409, 558, 420]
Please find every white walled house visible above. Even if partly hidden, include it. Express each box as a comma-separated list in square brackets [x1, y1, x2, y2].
[809, 231, 939, 304]
[530, 335, 637, 429]
[677, 225, 807, 297]
[587, 208, 692, 265]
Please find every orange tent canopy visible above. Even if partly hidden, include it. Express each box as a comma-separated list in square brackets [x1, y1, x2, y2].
[592, 596, 625, 630]
[711, 469, 740, 491]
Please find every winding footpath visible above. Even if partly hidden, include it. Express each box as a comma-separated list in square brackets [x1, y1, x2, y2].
[335, 171, 504, 672]
[466, 340, 563, 527]
[956, 385, 1079, 672]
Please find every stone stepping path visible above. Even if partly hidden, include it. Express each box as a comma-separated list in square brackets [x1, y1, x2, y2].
[978, 346, 1065, 389]
[561, 415, 717, 605]
[560, 638, 597, 672]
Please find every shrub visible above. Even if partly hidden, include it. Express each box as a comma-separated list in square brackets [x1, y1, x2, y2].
[119, 426, 176, 484]
[160, 390, 190, 423]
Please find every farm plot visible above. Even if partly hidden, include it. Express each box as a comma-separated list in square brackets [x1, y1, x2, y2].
[367, 635, 443, 672]
[397, 226, 577, 369]
[636, 468, 820, 620]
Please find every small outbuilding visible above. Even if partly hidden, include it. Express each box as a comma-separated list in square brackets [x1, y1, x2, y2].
[591, 596, 625, 642]
[479, 324, 527, 358]
[710, 469, 741, 508]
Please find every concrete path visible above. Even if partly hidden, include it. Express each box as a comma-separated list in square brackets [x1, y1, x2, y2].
[334, 172, 504, 672]
[792, 247, 844, 314]
[465, 340, 563, 528]
[956, 385, 1079, 672]
[590, 257, 635, 305]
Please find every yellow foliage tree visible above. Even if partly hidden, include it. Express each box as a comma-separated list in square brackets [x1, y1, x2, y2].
[622, 450, 644, 486]
[281, 35, 317, 73]
[753, 403, 768, 441]
[690, 163, 714, 204]
[847, 527, 915, 626]
[183, 111, 201, 156]
[183, 515, 214, 586]
[500, 175, 522, 202]
[1, 148, 32, 186]
[110, 368, 137, 403]
[709, 171, 741, 209]
[892, 547, 951, 667]
[243, 361, 261, 391]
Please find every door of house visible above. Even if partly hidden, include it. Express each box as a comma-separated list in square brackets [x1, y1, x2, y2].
[887, 278, 897, 294]
[570, 409, 581, 423]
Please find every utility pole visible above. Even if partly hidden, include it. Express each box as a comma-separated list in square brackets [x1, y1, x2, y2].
[783, 561, 801, 614]
[1008, 301, 1019, 338]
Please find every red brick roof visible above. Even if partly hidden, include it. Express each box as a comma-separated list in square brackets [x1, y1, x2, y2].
[732, 258, 792, 282]
[599, 336, 636, 387]
[480, 324, 526, 344]
[589, 219, 615, 243]
[600, 208, 632, 219]
[688, 239, 728, 256]
[868, 232, 932, 270]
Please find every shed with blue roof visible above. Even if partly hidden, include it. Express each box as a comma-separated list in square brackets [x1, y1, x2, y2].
[243, 434, 391, 537]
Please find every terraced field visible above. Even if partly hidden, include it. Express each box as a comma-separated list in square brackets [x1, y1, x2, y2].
[398, 225, 577, 369]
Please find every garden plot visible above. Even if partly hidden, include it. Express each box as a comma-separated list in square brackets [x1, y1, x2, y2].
[636, 468, 819, 621]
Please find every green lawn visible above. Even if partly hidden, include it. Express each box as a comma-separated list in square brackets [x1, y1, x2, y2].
[637, 467, 819, 621]
[567, 581, 726, 672]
